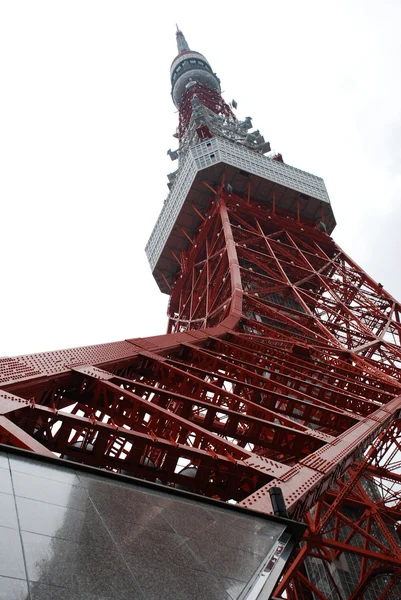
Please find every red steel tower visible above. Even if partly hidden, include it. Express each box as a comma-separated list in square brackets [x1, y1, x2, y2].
[1, 29, 401, 599]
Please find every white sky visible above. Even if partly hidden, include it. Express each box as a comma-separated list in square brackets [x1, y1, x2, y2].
[1, 0, 400, 357]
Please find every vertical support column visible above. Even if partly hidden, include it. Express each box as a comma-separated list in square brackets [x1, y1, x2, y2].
[218, 194, 243, 329]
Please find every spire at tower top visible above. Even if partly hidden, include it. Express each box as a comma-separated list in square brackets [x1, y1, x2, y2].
[176, 26, 190, 53]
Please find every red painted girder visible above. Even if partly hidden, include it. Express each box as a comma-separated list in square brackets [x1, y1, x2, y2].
[216, 333, 400, 400]
[172, 344, 360, 432]
[107, 374, 325, 456]
[295, 571, 330, 600]
[0, 416, 53, 457]
[274, 545, 310, 598]
[165, 357, 337, 441]
[323, 490, 401, 521]
[318, 504, 394, 557]
[0, 391, 32, 414]
[180, 342, 364, 424]
[5, 402, 269, 495]
[346, 565, 397, 600]
[320, 537, 401, 567]
[165, 357, 346, 440]
[365, 463, 401, 485]
[71, 367, 297, 480]
[241, 392, 401, 519]
[376, 570, 401, 600]
[234, 328, 401, 391]
[209, 335, 389, 402]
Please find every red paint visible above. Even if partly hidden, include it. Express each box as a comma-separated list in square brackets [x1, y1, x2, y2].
[1, 188, 401, 598]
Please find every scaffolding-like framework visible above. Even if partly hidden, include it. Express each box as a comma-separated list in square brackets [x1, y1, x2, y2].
[2, 183, 401, 597]
[1, 29, 401, 599]
[178, 82, 235, 139]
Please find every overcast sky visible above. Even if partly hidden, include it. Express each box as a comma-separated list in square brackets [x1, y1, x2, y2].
[1, 0, 400, 357]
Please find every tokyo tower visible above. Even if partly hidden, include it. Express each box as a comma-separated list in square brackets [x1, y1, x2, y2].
[1, 28, 401, 599]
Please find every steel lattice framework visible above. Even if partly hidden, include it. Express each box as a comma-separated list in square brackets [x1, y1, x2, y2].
[2, 29, 401, 599]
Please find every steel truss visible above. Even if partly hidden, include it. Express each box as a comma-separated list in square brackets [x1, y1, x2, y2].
[1, 184, 401, 598]
[178, 82, 235, 139]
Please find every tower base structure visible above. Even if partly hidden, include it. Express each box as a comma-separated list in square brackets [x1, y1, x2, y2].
[1, 181, 401, 598]
[2, 26, 401, 599]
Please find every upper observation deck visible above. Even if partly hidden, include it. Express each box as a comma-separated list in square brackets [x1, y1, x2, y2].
[146, 136, 335, 294]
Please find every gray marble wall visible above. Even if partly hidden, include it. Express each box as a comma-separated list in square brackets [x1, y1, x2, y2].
[0, 450, 287, 600]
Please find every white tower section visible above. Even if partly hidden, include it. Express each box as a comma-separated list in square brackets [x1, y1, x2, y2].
[146, 30, 335, 294]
